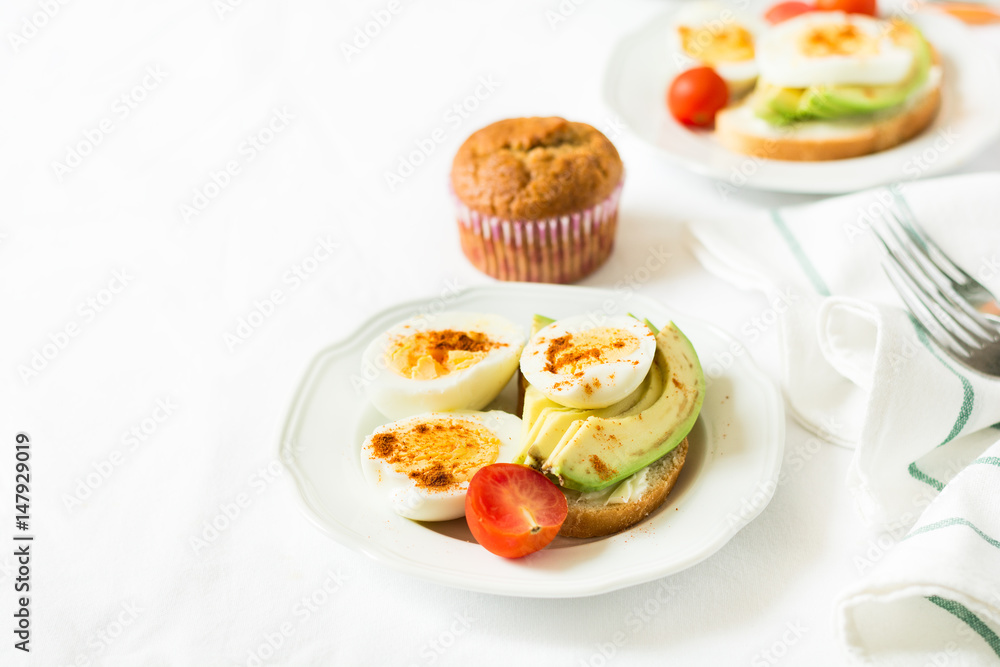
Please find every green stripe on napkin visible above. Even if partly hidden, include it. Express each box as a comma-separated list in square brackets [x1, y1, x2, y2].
[905, 517, 1000, 550]
[926, 596, 1000, 659]
[907, 462, 944, 491]
[770, 209, 831, 297]
[910, 318, 975, 448]
[973, 457, 1000, 469]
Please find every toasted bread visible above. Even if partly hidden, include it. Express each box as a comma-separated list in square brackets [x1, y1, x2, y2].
[558, 438, 687, 538]
[715, 67, 942, 161]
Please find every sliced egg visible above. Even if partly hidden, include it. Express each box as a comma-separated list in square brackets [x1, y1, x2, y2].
[361, 312, 525, 420]
[756, 12, 915, 88]
[520, 315, 656, 410]
[669, 2, 764, 96]
[360, 410, 522, 521]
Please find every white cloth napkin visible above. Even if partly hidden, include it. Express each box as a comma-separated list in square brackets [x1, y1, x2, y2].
[837, 439, 1000, 666]
[690, 172, 1000, 664]
[689, 171, 1000, 531]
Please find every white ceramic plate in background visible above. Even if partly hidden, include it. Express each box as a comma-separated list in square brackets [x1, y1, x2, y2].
[279, 284, 784, 597]
[603, 9, 1000, 194]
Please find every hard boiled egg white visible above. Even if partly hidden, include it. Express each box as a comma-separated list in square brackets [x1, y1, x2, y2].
[360, 410, 522, 521]
[361, 312, 525, 420]
[757, 12, 915, 88]
[669, 2, 765, 96]
[520, 315, 656, 410]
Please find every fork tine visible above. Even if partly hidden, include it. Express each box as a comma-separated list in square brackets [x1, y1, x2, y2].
[881, 256, 973, 358]
[871, 221, 975, 355]
[880, 213, 997, 344]
[883, 210, 998, 339]
[892, 209, 976, 286]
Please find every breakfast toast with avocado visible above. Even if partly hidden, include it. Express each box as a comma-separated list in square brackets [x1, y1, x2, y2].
[517, 314, 704, 538]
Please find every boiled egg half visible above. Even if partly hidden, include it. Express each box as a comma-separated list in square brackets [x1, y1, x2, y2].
[757, 12, 915, 88]
[361, 312, 525, 420]
[669, 2, 765, 97]
[361, 410, 522, 521]
[520, 315, 656, 410]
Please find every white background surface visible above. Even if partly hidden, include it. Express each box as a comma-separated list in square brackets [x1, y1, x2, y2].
[2, 0, 999, 665]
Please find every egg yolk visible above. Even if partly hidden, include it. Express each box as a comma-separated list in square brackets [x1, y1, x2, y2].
[386, 329, 501, 380]
[799, 24, 878, 58]
[542, 327, 641, 376]
[369, 418, 501, 490]
[679, 24, 755, 64]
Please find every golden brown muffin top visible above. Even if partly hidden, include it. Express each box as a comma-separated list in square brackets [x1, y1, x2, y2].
[450, 117, 624, 220]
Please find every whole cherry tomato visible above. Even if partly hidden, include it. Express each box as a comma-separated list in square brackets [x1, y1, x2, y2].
[667, 67, 729, 128]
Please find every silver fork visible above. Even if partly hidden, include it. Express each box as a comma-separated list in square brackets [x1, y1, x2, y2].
[870, 209, 1000, 377]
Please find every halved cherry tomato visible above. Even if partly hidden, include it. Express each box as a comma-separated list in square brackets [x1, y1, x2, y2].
[815, 0, 877, 16]
[765, 1, 814, 24]
[667, 67, 729, 128]
[465, 463, 568, 559]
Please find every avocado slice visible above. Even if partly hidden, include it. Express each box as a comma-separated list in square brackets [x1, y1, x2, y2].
[541, 322, 705, 492]
[751, 82, 806, 124]
[517, 372, 651, 466]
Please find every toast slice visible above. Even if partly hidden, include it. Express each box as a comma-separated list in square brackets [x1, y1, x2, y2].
[715, 67, 943, 162]
[558, 438, 688, 538]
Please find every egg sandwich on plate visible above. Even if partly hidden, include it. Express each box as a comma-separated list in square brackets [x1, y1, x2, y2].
[716, 11, 942, 161]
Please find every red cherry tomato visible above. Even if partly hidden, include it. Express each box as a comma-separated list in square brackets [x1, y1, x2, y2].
[465, 464, 568, 559]
[815, 0, 877, 16]
[765, 1, 814, 23]
[667, 67, 729, 128]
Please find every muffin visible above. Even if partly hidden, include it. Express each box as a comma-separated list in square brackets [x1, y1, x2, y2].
[450, 117, 624, 284]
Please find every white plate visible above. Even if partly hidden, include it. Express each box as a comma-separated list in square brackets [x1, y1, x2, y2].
[603, 9, 1000, 194]
[279, 284, 785, 597]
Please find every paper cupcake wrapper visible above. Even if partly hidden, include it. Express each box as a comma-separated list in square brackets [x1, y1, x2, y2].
[454, 181, 623, 284]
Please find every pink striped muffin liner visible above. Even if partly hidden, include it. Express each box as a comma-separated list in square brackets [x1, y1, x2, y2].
[454, 180, 623, 284]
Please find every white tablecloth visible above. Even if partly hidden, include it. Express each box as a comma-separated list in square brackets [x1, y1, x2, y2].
[4, 1, 1000, 665]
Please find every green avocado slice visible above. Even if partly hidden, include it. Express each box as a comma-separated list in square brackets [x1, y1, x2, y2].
[541, 322, 705, 493]
[517, 372, 651, 466]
